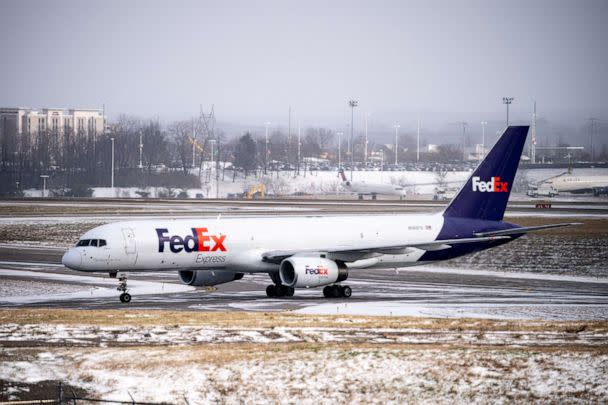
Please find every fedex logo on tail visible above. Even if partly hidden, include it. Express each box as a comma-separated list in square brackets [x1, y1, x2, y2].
[156, 228, 227, 253]
[472, 176, 509, 193]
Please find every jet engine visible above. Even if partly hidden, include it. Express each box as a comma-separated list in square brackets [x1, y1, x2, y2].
[279, 257, 348, 288]
[178, 270, 244, 286]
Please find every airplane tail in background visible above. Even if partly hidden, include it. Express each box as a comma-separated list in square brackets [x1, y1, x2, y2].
[443, 126, 529, 221]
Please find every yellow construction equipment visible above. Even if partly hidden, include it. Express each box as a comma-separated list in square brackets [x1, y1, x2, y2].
[188, 136, 204, 153]
[244, 184, 265, 199]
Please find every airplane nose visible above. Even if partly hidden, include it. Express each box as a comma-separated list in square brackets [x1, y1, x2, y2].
[62, 249, 82, 270]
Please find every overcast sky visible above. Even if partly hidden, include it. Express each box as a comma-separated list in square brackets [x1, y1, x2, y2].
[1, 0, 606, 130]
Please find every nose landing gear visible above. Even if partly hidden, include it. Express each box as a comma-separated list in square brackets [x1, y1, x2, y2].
[117, 273, 131, 303]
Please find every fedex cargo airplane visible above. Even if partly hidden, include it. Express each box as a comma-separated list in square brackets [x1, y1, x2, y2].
[62, 126, 577, 303]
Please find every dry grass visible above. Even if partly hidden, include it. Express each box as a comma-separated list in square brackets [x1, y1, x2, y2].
[1, 309, 607, 334]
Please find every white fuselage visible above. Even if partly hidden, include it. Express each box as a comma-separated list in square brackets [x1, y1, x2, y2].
[63, 214, 445, 273]
[343, 181, 407, 197]
[542, 174, 608, 193]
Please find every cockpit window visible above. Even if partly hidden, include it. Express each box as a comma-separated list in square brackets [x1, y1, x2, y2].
[76, 239, 107, 247]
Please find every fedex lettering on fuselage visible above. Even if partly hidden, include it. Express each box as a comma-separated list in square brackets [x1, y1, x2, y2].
[156, 228, 227, 253]
[472, 176, 509, 193]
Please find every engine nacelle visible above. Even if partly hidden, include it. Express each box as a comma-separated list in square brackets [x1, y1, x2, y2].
[279, 257, 348, 288]
[178, 270, 244, 286]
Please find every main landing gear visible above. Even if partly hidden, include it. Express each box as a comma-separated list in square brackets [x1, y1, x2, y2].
[112, 272, 132, 303]
[266, 284, 295, 298]
[323, 285, 352, 298]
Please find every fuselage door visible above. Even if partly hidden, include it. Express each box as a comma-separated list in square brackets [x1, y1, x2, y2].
[121, 228, 138, 266]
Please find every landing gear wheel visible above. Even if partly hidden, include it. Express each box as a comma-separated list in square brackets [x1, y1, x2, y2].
[341, 286, 352, 298]
[331, 285, 341, 298]
[266, 285, 277, 298]
[116, 274, 131, 303]
[323, 286, 332, 298]
[266, 285, 294, 298]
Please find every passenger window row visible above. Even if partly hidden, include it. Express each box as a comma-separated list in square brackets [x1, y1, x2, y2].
[76, 239, 107, 247]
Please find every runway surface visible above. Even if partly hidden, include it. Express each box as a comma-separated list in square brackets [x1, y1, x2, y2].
[1, 246, 607, 320]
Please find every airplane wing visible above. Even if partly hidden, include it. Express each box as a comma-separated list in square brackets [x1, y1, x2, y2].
[261, 235, 511, 264]
[473, 222, 581, 237]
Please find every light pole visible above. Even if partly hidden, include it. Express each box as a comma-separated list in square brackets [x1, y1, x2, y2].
[191, 128, 196, 168]
[337, 131, 343, 171]
[502, 97, 513, 126]
[209, 139, 216, 191]
[460, 122, 468, 161]
[364, 112, 370, 165]
[110, 137, 115, 192]
[264, 121, 271, 174]
[348, 100, 358, 181]
[297, 120, 301, 175]
[416, 114, 420, 163]
[480, 121, 487, 160]
[40, 175, 49, 198]
[138, 130, 143, 169]
[393, 124, 400, 165]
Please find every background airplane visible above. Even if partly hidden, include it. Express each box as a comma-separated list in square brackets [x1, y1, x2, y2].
[529, 170, 608, 197]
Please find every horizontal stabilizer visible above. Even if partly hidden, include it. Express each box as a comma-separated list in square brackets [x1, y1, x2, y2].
[474, 222, 581, 237]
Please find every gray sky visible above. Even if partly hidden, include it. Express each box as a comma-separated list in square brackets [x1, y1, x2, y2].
[1, 0, 607, 130]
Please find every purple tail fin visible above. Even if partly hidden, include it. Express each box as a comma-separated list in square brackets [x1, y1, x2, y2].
[443, 126, 529, 221]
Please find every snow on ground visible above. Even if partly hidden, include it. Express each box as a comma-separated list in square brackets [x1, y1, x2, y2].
[21, 169, 472, 199]
[1, 322, 606, 347]
[0, 269, 194, 304]
[0, 279, 88, 298]
[1, 346, 606, 404]
[19, 167, 608, 199]
[296, 301, 608, 320]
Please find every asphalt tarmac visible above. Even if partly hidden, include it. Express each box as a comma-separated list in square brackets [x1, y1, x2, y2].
[1, 246, 606, 320]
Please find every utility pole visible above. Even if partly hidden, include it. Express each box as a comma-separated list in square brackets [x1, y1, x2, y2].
[393, 124, 400, 165]
[480, 121, 487, 161]
[348, 100, 358, 182]
[502, 97, 514, 126]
